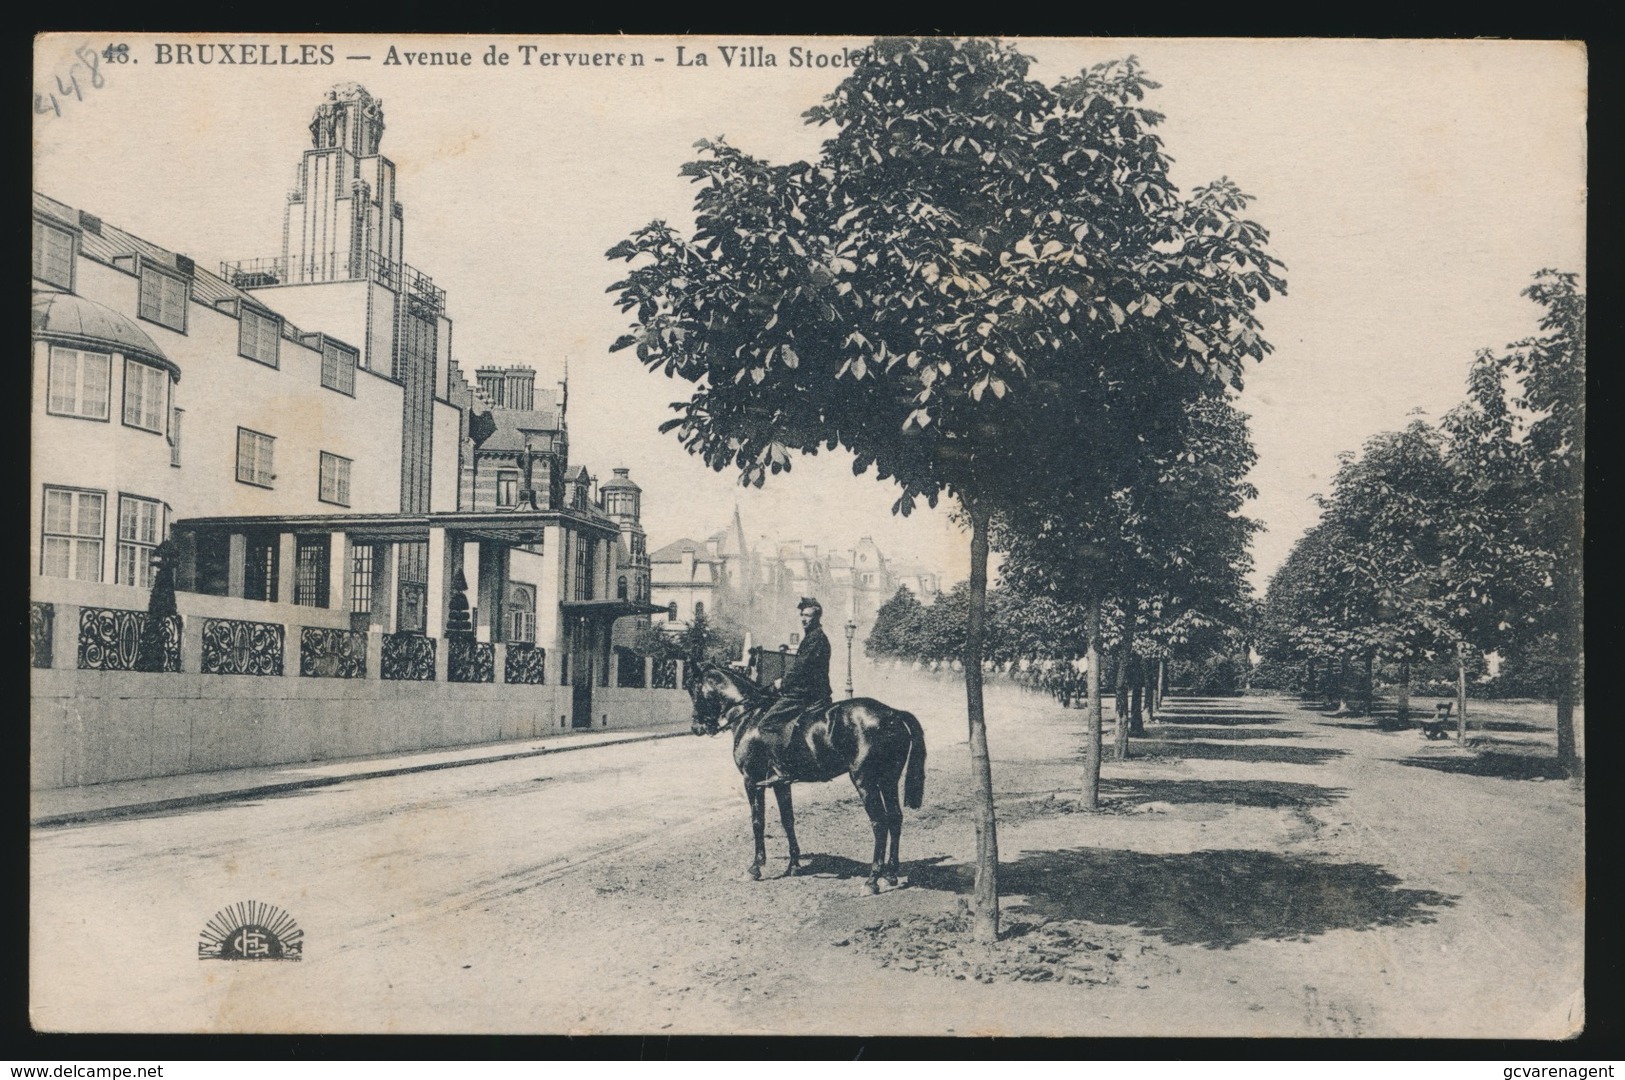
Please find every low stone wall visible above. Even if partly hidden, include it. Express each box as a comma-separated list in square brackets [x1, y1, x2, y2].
[30, 669, 692, 789]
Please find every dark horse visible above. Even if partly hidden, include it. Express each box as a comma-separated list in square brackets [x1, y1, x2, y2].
[688, 663, 926, 892]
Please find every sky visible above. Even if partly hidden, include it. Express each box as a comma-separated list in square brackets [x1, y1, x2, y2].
[33, 35, 1586, 591]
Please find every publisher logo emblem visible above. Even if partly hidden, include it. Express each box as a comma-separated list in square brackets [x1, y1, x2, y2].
[198, 901, 303, 961]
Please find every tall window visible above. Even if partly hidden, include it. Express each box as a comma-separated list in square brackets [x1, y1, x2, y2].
[319, 452, 352, 507]
[617, 575, 628, 600]
[294, 536, 330, 608]
[350, 545, 374, 614]
[122, 359, 168, 433]
[169, 407, 184, 467]
[509, 583, 536, 643]
[238, 307, 280, 367]
[321, 340, 357, 395]
[236, 428, 275, 488]
[41, 487, 104, 581]
[244, 536, 277, 601]
[138, 265, 188, 332]
[575, 539, 595, 600]
[32, 219, 75, 289]
[116, 495, 164, 587]
[496, 470, 519, 509]
[46, 346, 110, 420]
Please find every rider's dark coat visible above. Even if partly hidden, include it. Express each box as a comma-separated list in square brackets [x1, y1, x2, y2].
[781, 624, 833, 703]
[758, 623, 832, 736]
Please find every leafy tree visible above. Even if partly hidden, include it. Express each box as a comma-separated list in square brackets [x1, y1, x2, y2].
[866, 585, 927, 660]
[608, 40, 1281, 940]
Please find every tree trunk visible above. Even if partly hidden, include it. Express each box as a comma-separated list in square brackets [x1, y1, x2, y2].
[1362, 650, 1375, 717]
[1156, 658, 1165, 709]
[1397, 657, 1411, 724]
[1129, 676, 1144, 737]
[1112, 623, 1134, 762]
[1456, 650, 1468, 745]
[1082, 597, 1103, 811]
[962, 503, 1000, 943]
[1144, 666, 1157, 725]
[1334, 654, 1348, 713]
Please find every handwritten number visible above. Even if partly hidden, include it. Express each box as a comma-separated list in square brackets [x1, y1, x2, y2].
[55, 73, 82, 101]
[34, 93, 61, 117]
[76, 46, 105, 87]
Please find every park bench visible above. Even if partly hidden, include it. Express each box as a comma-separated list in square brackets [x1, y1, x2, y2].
[1420, 701, 1455, 740]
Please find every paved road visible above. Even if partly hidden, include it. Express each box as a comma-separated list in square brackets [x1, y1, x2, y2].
[30, 671, 1585, 1036]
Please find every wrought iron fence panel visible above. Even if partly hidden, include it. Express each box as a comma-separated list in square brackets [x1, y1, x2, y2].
[31, 602, 54, 669]
[79, 607, 181, 671]
[616, 649, 646, 688]
[299, 627, 368, 679]
[505, 644, 547, 685]
[651, 657, 679, 690]
[448, 638, 494, 683]
[381, 632, 436, 681]
[201, 617, 285, 676]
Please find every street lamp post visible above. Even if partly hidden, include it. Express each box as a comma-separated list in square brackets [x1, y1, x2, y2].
[844, 619, 857, 699]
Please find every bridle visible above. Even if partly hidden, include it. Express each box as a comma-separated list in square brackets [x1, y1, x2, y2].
[689, 664, 766, 737]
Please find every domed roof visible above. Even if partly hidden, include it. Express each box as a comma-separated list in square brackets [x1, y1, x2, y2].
[32, 291, 179, 381]
[601, 468, 641, 492]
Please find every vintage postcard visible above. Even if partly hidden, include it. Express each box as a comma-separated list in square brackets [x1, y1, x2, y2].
[30, 35, 1585, 1037]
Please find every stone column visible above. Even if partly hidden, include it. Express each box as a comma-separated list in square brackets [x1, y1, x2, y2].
[275, 533, 297, 605]
[372, 543, 396, 633]
[227, 534, 247, 598]
[426, 527, 450, 639]
[328, 532, 348, 612]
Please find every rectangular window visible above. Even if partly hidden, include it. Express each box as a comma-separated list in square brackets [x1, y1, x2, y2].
[496, 470, 519, 509]
[122, 359, 168, 433]
[321, 340, 358, 396]
[46, 346, 111, 420]
[294, 536, 330, 608]
[138, 265, 188, 332]
[116, 494, 164, 588]
[244, 536, 277, 601]
[236, 428, 275, 488]
[33, 219, 75, 289]
[510, 610, 536, 644]
[41, 487, 104, 581]
[169, 406, 184, 467]
[319, 452, 352, 507]
[350, 545, 374, 614]
[238, 307, 281, 367]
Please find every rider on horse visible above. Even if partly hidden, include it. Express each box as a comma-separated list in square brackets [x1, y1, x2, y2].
[755, 597, 834, 787]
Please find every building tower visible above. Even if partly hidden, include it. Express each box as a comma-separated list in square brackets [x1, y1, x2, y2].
[225, 83, 452, 519]
[599, 468, 649, 603]
[475, 366, 538, 412]
[285, 83, 403, 284]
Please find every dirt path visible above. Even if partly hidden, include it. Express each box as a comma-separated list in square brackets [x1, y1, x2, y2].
[31, 672, 1583, 1037]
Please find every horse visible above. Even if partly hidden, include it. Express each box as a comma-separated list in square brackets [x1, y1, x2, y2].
[687, 662, 927, 893]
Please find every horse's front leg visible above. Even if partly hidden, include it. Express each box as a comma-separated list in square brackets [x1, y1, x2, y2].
[772, 784, 802, 876]
[745, 781, 767, 881]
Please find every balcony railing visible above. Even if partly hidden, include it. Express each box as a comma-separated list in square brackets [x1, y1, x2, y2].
[220, 251, 446, 316]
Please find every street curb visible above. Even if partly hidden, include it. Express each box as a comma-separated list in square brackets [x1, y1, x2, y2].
[31, 729, 693, 830]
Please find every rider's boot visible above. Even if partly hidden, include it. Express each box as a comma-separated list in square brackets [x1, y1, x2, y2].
[756, 726, 794, 788]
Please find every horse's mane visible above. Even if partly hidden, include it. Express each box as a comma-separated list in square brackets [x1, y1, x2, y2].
[703, 662, 770, 703]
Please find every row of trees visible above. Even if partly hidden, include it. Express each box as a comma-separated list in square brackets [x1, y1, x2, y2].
[1257, 272, 1584, 773]
[608, 39, 1283, 942]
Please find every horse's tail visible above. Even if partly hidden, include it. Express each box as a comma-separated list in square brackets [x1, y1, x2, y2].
[900, 710, 927, 809]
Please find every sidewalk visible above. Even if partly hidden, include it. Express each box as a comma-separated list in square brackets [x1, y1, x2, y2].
[30, 725, 690, 828]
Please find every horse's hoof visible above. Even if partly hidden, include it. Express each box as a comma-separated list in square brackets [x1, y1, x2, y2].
[885, 876, 899, 888]
[782, 863, 802, 878]
[863, 879, 880, 895]
[747, 865, 762, 881]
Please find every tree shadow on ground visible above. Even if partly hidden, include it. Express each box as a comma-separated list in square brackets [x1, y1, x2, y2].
[1153, 712, 1291, 727]
[1140, 726, 1308, 742]
[789, 851, 952, 881]
[909, 847, 1454, 949]
[1396, 750, 1570, 781]
[1126, 741, 1347, 766]
[1099, 777, 1347, 809]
